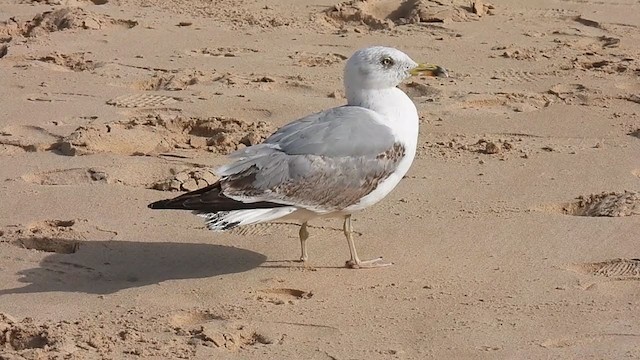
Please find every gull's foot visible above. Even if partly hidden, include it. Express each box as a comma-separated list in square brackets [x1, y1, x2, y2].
[296, 258, 316, 270]
[345, 257, 393, 269]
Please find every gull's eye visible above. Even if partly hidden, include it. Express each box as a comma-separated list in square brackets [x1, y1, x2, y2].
[380, 57, 394, 67]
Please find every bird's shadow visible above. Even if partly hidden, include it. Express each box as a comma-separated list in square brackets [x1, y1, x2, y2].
[0, 239, 266, 295]
[260, 260, 346, 270]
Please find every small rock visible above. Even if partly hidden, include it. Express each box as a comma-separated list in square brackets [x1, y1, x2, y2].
[152, 181, 170, 191]
[201, 170, 218, 185]
[174, 143, 191, 149]
[169, 179, 182, 190]
[187, 337, 202, 346]
[255, 76, 275, 83]
[177, 21, 193, 27]
[328, 89, 344, 99]
[182, 178, 199, 191]
[420, 9, 455, 22]
[196, 179, 208, 189]
[473, 0, 485, 16]
[199, 324, 228, 348]
[175, 172, 190, 182]
[210, 132, 231, 145]
[513, 103, 537, 112]
[89, 168, 108, 182]
[189, 136, 208, 149]
[192, 170, 205, 180]
[0, 313, 17, 324]
[0, 45, 7, 59]
[484, 142, 501, 154]
[627, 94, 640, 104]
[240, 132, 262, 146]
[82, 18, 102, 30]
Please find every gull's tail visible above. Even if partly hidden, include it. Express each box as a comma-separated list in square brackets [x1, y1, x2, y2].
[148, 182, 295, 231]
[197, 208, 296, 231]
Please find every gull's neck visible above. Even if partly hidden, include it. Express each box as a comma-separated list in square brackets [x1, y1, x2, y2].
[345, 86, 419, 148]
[346, 87, 414, 116]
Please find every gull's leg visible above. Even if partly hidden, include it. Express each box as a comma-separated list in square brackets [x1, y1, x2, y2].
[343, 215, 360, 265]
[298, 222, 310, 262]
[343, 215, 392, 269]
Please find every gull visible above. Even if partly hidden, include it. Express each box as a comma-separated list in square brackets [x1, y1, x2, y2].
[149, 46, 447, 268]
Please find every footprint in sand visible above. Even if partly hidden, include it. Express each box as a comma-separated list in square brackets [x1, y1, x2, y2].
[417, 133, 540, 160]
[189, 320, 277, 349]
[0, 313, 51, 351]
[106, 93, 180, 108]
[561, 191, 640, 217]
[547, 83, 608, 106]
[1, 219, 117, 254]
[570, 258, 640, 279]
[0, 8, 136, 39]
[208, 72, 320, 95]
[168, 311, 278, 349]
[323, 0, 493, 30]
[131, 70, 220, 91]
[256, 288, 314, 305]
[289, 51, 347, 67]
[541, 332, 640, 349]
[187, 47, 259, 58]
[169, 310, 224, 327]
[456, 92, 552, 113]
[21, 167, 109, 186]
[490, 69, 551, 84]
[32, 52, 99, 72]
[21, 163, 206, 191]
[2, 220, 82, 254]
[0, 125, 62, 153]
[56, 114, 274, 156]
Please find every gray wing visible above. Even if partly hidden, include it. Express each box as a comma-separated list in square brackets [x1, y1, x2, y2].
[216, 106, 405, 211]
[264, 106, 395, 157]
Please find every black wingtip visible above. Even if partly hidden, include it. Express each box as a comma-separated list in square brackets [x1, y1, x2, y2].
[147, 181, 288, 212]
[148, 199, 169, 209]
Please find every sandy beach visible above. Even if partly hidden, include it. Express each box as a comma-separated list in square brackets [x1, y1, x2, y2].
[1, 0, 639, 358]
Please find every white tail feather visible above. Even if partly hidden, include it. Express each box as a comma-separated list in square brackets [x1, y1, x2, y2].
[196, 207, 296, 231]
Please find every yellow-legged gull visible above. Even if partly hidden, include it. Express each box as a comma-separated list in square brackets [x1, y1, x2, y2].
[149, 46, 447, 268]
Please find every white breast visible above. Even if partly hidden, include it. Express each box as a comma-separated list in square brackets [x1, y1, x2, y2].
[344, 87, 419, 213]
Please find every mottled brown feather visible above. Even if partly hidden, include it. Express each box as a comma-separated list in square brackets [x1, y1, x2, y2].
[223, 142, 406, 210]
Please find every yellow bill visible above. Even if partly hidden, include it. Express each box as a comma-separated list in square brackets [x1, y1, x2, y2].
[409, 63, 449, 78]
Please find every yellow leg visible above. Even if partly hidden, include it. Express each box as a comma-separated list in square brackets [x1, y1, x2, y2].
[343, 215, 392, 269]
[299, 222, 309, 262]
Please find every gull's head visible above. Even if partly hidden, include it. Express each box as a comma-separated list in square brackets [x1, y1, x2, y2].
[344, 46, 448, 91]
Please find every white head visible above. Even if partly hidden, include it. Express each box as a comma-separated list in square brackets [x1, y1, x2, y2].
[343, 46, 447, 96]
[344, 46, 417, 91]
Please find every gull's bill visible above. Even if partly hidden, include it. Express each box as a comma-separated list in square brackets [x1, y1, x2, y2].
[409, 63, 449, 78]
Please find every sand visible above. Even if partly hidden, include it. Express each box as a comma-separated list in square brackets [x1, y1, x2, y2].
[0, 0, 639, 358]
